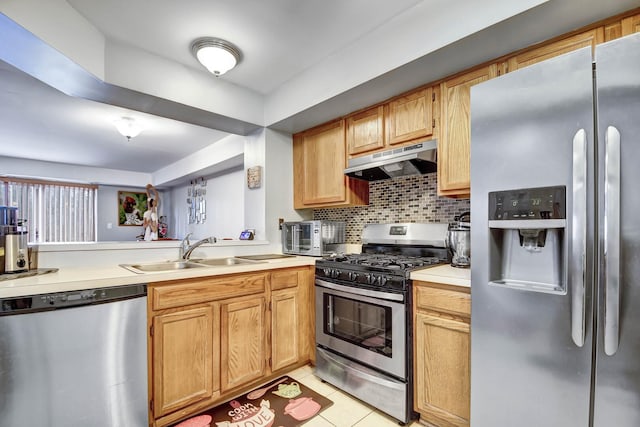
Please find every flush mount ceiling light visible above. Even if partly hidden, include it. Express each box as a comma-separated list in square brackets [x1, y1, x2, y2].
[190, 37, 241, 77]
[114, 117, 144, 142]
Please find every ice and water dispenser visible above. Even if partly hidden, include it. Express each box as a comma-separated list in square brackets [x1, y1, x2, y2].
[487, 186, 567, 294]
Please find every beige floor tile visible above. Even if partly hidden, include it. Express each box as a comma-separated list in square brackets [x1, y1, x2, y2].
[319, 390, 373, 427]
[301, 414, 336, 426]
[353, 411, 403, 427]
[287, 364, 315, 381]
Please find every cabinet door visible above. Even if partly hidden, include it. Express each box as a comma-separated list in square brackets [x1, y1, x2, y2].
[622, 14, 640, 36]
[152, 305, 216, 418]
[347, 106, 384, 156]
[439, 64, 497, 196]
[293, 120, 369, 208]
[414, 312, 470, 427]
[506, 29, 603, 71]
[386, 87, 434, 145]
[271, 287, 301, 371]
[220, 296, 266, 392]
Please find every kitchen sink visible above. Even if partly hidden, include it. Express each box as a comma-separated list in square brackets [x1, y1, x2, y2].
[120, 257, 264, 273]
[235, 254, 296, 260]
[190, 257, 263, 266]
[120, 261, 206, 274]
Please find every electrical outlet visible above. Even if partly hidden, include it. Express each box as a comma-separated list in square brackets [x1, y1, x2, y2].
[278, 218, 284, 230]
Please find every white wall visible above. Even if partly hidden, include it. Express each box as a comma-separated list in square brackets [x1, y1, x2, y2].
[169, 167, 245, 241]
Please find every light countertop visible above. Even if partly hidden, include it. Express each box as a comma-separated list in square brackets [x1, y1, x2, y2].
[410, 264, 471, 287]
[0, 256, 316, 299]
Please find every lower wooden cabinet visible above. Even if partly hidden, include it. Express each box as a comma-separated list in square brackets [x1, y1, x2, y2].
[413, 281, 470, 427]
[220, 296, 267, 392]
[151, 304, 219, 419]
[148, 266, 314, 427]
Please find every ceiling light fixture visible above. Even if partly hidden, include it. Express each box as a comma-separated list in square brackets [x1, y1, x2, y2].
[114, 117, 144, 141]
[190, 37, 241, 77]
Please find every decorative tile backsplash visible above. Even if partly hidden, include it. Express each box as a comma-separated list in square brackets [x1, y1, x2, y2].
[313, 173, 470, 244]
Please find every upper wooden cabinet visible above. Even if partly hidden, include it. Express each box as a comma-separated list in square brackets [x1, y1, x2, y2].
[346, 106, 384, 156]
[605, 13, 640, 41]
[506, 29, 604, 71]
[293, 119, 369, 209]
[622, 13, 640, 35]
[386, 87, 434, 146]
[438, 64, 498, 197]
[345, 87, 436, 158]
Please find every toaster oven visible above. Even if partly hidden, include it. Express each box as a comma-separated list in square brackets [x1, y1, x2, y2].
[281, 220, 345, 256]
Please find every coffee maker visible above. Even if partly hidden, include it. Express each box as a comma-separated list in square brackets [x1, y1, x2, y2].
[0, 206, 29, 273]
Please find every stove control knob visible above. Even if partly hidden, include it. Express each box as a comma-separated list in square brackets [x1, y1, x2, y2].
[365, 273, 376, 285]
[348, 272, 359, 281]
[378, 276, 388, 286]
[322, 268, 332, 277]
[331, 269, 340, 279]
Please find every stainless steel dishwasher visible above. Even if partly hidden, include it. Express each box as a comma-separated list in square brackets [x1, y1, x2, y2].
[0, 284, 148, 426]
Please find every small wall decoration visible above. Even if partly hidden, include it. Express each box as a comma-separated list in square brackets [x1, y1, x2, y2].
[188, 178, 207, 224]
[118, 191, 147, 226]
[247, 166, 262, 189]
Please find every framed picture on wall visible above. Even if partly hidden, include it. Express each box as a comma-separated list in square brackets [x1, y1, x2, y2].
[118, 191, 147, 226]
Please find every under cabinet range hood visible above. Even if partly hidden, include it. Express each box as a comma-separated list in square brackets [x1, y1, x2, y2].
[344, 140, 437, 181]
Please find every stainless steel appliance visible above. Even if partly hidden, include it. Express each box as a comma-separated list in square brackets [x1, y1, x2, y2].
[344, 140, 437, 181]
[447, 211, 470, 268]
[470, 32, 640, 426]
[0, 206, 28, 273]
[314, 222, 449, 424]
[282, 220, 345, 256]
[0, 284, 148, 426]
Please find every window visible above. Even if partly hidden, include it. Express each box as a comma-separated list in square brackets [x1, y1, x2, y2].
[0, 178, 97, 243]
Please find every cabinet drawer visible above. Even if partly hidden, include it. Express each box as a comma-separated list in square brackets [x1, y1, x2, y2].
[151, 273, 267, 311]
[415, 285, 470, 318]
[271, 269, 301, 291]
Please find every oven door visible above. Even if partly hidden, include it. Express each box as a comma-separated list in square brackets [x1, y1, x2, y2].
[315, 279, 406, 379]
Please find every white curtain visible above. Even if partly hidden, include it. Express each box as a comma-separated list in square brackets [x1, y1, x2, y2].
[1, 179, 97, 243]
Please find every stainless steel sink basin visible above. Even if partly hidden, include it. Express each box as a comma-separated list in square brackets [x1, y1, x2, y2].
[120, 261, 206, 274]
[235, 254, 296, 261]
[190, 257, 262, 266]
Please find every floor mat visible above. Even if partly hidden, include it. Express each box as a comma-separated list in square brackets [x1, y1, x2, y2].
[172, 376, 333, 427]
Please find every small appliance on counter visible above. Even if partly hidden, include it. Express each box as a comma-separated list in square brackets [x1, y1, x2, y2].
[448, 212, 471, 268]
[282, 220, 345, 256]
[0, 206, 29, 274]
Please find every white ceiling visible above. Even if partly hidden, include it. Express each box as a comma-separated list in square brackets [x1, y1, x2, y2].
[0, 60, 230, 173]
[0, 0, 638, 181]
[66, 0, 426, 95]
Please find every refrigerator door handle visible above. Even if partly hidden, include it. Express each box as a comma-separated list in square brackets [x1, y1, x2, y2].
[571, 129, 587, 347]
[604, 125, 621, 356]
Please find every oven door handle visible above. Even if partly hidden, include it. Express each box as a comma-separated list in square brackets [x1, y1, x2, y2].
[315, 279, 405, 302]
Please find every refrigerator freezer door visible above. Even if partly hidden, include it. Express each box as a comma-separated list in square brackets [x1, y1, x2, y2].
[470, 47, 595, 427]
[593, 32, 640, 427]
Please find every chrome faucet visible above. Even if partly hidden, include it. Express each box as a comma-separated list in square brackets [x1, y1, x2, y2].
[180, 234, 217, 260]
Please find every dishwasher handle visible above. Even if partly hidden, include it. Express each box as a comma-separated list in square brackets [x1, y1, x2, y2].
[0, 283, 147, 315]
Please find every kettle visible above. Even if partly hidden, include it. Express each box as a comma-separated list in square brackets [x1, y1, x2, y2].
[448, 212, 471, 268]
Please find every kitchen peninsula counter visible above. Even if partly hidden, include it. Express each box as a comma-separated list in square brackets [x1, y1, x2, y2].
[0, 256, 316, 299]
[411, 264, 471, 287]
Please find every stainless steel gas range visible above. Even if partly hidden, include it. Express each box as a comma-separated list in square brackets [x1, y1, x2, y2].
[314, 223, 449, 424]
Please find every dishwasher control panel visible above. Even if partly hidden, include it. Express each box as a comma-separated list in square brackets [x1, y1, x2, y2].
[0, 284, 146, 315]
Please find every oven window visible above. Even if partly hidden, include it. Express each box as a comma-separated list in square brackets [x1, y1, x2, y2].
[323, 294, 392, 357]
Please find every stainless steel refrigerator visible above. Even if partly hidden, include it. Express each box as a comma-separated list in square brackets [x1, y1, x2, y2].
[470, 32, 640, 427]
